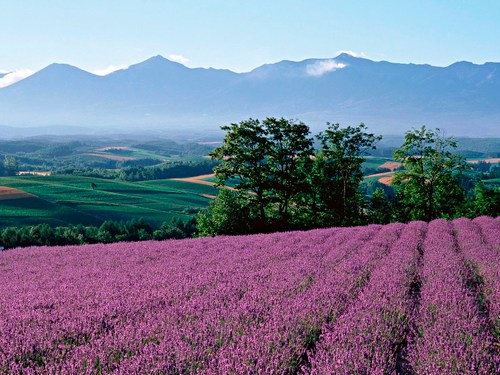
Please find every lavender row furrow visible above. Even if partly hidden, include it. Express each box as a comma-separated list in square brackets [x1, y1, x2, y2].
[453, 218, 500, 329]
[306, 221, 425, 374]
[199, 224, 401, 374]
[116, 225, 383, 373]
[473, 215, 500, 250]
[408, 219, 498, 374]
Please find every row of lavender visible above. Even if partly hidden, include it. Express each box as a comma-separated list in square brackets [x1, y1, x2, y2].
[0, 217, 498, 373]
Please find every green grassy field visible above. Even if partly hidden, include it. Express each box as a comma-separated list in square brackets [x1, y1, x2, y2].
[483, 178, 500, 185]
[0, 175, 219, 228]
[91, 148, 168, 160]
[362, 156, 394, 170]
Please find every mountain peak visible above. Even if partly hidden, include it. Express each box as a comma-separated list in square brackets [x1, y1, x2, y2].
[126, 55, 188, 73]
[449, 60, 474, 67]
[39, 63, 96, 76]
[334, 52, 367, 61]
[144, 55, 168, 63]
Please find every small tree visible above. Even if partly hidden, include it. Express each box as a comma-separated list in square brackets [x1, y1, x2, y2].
[4, 155, 18, 176]
[367, 188, 394, 224]
[392, 126, 469, 221]
[467, 182, 500, 217]
[314, 123, 382, 226]
[196, 189, 253, 236]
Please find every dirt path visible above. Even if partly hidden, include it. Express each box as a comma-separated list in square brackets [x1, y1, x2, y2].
[201, 194, 217, 199]
[0, 186, 37, 200]
[363, 171, 394, 179]
[83, 153, 136, 161]
[171, 173, 240, 192]
[172, 173, 216, 185]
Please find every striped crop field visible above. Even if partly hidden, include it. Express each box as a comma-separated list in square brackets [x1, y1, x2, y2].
[0, 175, 218, 227]
[0, 217, 498, 373]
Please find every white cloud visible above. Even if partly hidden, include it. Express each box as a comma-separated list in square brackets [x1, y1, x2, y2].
[306, 60, 346, 77]
[168, 54, 189, 64]
[92, 65, 129, 76]
[0, 69, 35, 88]
[336, 50, 367, 58]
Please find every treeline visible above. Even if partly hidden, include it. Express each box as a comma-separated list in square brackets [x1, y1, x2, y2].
[57, 160, 218, 181]
[0, 155, 19, 176]
[0, 218, 196, 250]
[197, 118, 500, 236]
[0, 137, 214, 172]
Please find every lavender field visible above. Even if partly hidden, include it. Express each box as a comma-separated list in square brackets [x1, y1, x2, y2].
[0, 217, 499, 374]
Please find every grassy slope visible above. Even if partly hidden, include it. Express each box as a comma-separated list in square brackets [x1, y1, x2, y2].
[0, 197, 99, 227]
[362, 156, 394, 170]
[0, 176, 219, 228]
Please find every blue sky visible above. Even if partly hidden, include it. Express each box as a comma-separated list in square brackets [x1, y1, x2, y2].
[1, 0, 499, 81]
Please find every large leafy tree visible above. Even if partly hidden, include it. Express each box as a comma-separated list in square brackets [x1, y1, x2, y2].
[264, 117, 314, 224]
[314, 123, 382, 225]
[210, 117, 313, 228]
[205, 119, 383, 233]
[392, 126, 468, 221]
[210, 118, 271, 222]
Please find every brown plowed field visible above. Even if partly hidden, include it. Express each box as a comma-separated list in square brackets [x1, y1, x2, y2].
[0, 187, 36, 200]
[378, 176, 395, 185]
[469, 158, 500, 164]
[378, 161, 401, 170]
[172, 174, 239, 191]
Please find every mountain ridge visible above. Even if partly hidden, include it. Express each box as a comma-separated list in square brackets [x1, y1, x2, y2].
[1, 54, 499, 136]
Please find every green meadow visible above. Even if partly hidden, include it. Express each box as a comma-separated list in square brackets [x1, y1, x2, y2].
[0, 175, 219, 228]
[362, 156, 394, 170]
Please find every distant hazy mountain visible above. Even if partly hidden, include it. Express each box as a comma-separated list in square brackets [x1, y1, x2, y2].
[1, 54, 499, 136]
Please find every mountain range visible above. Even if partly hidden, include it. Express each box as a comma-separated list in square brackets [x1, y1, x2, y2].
[1, 54, 499, 137]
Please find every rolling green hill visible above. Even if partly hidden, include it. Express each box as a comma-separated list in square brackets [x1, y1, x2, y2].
[0, 175, 219, 228]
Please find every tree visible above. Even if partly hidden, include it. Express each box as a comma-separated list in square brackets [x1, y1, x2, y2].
[210, 117, 314, 229]
[196, 189, 253, 236]
[314, 123, 382, 225]
[367, 188, 394, 224]
[210, 118, 271, 223]
[264, 117, 314, 225]
[466, 182, 500, 217]
[392, 126, 469, 221]
[4, 155, 18, 176]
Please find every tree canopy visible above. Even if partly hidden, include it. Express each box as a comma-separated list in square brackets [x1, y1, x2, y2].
[392, 126, 469, 221]
[205, 118, 381, 233]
